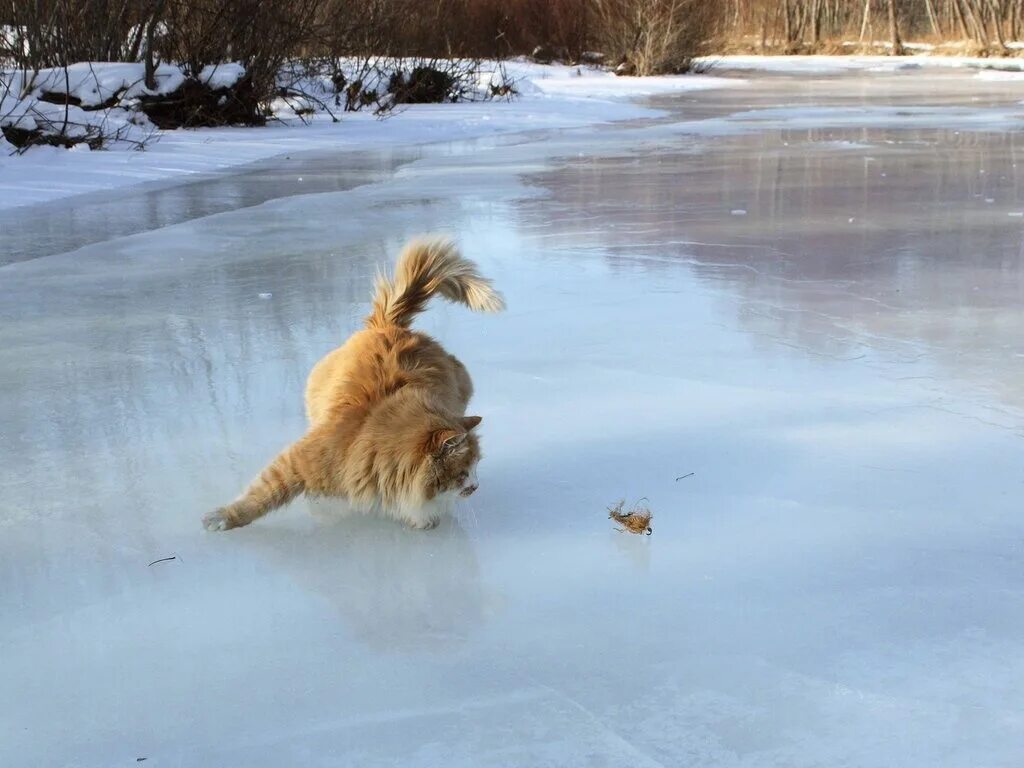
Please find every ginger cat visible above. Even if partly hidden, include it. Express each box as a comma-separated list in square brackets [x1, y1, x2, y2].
[203, 236, 504, 532]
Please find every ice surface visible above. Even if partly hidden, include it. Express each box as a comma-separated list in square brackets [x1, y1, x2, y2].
[2, 70, 1024, 767]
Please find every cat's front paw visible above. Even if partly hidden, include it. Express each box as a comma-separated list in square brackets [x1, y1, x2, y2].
[404, 515, 439, 531]
[202, 508, 234, 532]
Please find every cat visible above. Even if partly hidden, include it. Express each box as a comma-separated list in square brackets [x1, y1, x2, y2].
[203, 236, 504, 532]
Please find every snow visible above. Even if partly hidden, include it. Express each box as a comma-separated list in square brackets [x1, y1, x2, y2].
[0, 97, 144, 141]
[0, 62, 184, 158]
[0, 24, 29, 57]
[975, 68, 1024, 81]
[503, 60, 744, 98]
[0, 61, 741, 211]
[705, 53, 1024, 74]
[198, 62, 246, 89]
[10, 61, 186, 105]
[2, 67, 1024, 767]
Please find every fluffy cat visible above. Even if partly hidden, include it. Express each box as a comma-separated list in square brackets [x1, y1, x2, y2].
[203, 236, 504, 532]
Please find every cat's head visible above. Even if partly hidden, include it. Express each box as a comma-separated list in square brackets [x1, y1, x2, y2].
[425, 415, 482, 499]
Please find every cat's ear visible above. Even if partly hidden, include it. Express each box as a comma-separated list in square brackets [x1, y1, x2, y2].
[429, 428, 465, 454]
[461, 415, 482, 430]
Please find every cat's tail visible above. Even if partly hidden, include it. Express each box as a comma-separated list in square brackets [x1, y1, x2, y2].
[366, 236, 505, 329]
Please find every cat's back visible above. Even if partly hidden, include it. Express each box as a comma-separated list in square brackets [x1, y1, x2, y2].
[305, 326, 457, 425]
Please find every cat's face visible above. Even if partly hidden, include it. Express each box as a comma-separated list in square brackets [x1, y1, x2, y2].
[427, 416, 482, 499]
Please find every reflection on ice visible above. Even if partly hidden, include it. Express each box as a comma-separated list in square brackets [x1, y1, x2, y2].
[249, 511, 485, 651]
[521, 119, 1024, 420]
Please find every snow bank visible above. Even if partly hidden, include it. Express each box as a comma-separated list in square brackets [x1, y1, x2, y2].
[0, 62, 206, 152]
[1, 99, 133, 139]
[501, 60, 744, 99]
[24, 62, 186, 105]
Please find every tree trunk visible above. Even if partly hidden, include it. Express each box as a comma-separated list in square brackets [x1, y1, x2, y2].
[924, 0, 943, 35]
[951, 0, 970, 37]
[887, 0, 904, 54]
[143, 0, 167, 91]
[988, 0, 1007, 51]
[860, 0, 872, 43]
[961, 0, 990, 44]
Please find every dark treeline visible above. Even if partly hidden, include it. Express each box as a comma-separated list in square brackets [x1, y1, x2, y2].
[0, 0, 722, 148]
[5, 1, 1020, 84]
[0, 1, 721, 78]
[3, 1, 1022, 100]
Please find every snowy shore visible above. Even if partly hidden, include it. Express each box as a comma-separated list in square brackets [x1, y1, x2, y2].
[0, 61, 743, 211]
[5, 52, 1024, 212]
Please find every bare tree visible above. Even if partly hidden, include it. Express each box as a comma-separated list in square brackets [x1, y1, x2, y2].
[719, 0, 1024, 51]
[143, 0, 167, 90]
[888, 0, 904, 53]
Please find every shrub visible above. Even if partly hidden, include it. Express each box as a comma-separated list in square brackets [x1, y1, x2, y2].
[388, 66, 456, 104]
[153, 0, 325, 120]
[138, 74, 261, 128]
[590, 0, 721, 76]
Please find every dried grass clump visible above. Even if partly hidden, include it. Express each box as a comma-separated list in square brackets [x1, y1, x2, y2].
[608, 499, 653, 535]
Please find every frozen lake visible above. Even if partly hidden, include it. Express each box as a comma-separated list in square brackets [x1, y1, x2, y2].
[3, 69, 1023, 766]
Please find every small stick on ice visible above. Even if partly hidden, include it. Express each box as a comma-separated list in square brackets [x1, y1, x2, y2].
[675, 472, 694, 481]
